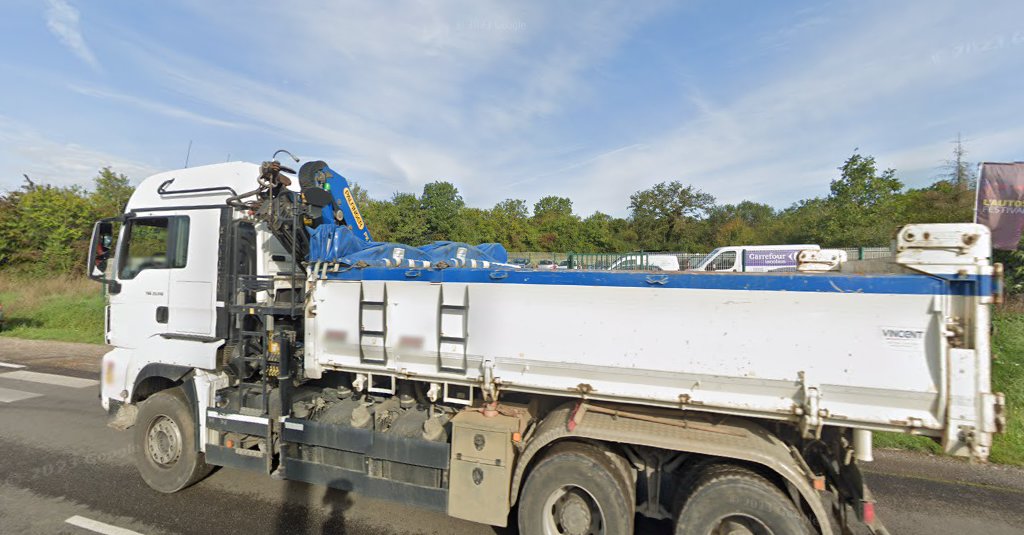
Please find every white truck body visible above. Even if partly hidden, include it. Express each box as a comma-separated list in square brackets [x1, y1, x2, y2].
[91, 162, 1005, 534]
[304, 229, 999, 456]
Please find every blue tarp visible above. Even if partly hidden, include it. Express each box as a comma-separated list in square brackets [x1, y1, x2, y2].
[418, 241, 508, 265]
[308, 225, 509, 268]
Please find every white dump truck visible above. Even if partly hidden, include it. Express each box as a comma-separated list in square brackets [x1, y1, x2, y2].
[89, 158, 1005, 535]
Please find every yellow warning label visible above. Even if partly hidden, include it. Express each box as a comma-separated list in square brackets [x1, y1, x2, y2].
[342, 187, 365, 229]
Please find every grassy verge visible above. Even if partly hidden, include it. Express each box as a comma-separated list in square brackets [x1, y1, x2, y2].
[0, 274, 105, 344]
[874, 307, 1024, 465]
[990, 307, 1024, 464]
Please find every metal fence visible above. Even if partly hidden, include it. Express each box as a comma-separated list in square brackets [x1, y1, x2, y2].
[505, 252, 572, 267]
[504, 252, 693, 270]
[838, 247, 892, 260]
[507, 246, 894, 271]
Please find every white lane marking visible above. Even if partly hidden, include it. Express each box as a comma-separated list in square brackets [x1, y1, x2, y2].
[0, 386, 42, 403]
[0, 370, 98, 388]
[65, 515, 144, 535]
[0, 361, 26, 368]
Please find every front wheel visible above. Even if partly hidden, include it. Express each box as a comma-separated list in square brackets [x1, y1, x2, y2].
[674, 465, 812, 535]
[132, 387, 212, 493]
[518, 442, 634, 535]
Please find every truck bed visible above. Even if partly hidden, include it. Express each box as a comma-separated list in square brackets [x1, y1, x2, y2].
[303, 224, 1002, 459]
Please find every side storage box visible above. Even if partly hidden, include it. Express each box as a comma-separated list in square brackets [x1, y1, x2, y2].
[447, 411, 520, 526]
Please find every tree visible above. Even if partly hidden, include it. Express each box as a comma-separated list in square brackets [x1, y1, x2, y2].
[628, 181, 715, 250]
[490, 199, 534, 250]
[941, 133, 976, 190]
[580, 212, 619, 252]
[452, 207, 499, 244]
[347, 182, 372, 209]
[371, 192, 428, 245]
[896, 136, 976, 226]
[533, 196, 574, 220]
[0, 169, 125, 273]
[532, 196, 583, 251]
[90, 168, 134, 220]
[821, 152, 904, 246]
[420, 181, 464, 241]
[764, 198, 830, 245]
[10, 181, 94, 272]
[705, 201, 776, 247]
[901, 180, 973, 225]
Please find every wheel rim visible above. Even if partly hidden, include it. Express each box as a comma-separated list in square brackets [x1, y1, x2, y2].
[542, 484, 605, 535]
[146, 414, 182, 467]
[710, 514, 774, 535]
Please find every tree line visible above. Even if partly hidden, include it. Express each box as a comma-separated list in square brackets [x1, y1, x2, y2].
[0, 169, 133, 274]
[0, 148, 998, 279]
[358, 150, 975, 253]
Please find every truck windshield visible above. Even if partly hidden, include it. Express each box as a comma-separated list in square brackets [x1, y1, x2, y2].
[695, 249, 739, 271]
[695, 249, 722, 270]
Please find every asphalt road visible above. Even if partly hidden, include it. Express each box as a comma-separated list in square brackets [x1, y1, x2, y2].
[1, 341, 1023, 535]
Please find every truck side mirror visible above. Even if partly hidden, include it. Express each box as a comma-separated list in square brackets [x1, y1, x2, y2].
[88, 219, 121, 292]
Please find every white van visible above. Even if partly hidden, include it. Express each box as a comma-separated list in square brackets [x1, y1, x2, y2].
[690, 244, 820, 272]
[607, 253, 680, 271]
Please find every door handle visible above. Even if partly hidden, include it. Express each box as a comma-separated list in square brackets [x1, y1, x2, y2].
[156, 306, 168, 324]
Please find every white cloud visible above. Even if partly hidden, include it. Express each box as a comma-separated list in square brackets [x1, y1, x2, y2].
[0, 116, 159, 189]
[68, 85, 250, 130]
[878, 126, 1024, 188]
[107, 1, 673, 203]
[44, 0, 99, 70]
[544, 2, 1024, 213]
[15, 0, 1023, 216]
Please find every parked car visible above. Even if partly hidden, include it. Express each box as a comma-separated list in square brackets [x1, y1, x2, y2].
[509, 257, 530, 268]
[537, 259, 557, 270]
[690, 244, 820, 272]
[556, 260, 570, 269]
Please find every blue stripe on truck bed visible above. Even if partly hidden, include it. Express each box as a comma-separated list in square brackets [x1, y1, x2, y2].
[321, 267, 992, 296]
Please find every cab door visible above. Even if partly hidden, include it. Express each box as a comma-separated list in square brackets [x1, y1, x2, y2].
[108, 215, 188, 349]
[166, 209, 221, 337]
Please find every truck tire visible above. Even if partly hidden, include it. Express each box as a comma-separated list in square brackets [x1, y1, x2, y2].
[518, 442, 634, 535]
[674, 464, 811, 535]
[133, 387, 212, 493]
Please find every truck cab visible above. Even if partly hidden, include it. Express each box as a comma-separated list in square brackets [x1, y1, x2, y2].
[88, 162, 283, 414]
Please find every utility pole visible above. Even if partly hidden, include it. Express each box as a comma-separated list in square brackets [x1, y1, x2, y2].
[952, 132, 967, 189]
[184, 140, 193, 168]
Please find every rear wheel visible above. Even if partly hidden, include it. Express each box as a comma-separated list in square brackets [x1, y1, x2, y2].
[674, 465, 811, 535]
[133, 387, 212, 493]
[518, 442, 634, 535]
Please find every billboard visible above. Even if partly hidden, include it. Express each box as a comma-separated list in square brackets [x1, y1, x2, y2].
[743, 249, 801, 269]
[976, 162, 1024, 250]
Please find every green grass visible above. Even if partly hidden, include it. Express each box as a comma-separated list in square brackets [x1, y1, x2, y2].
[0, 274, 105, 344]
[874, 308, 1024, 465]
[990, 308, 1024, 464]
[872, 431, 942, 454]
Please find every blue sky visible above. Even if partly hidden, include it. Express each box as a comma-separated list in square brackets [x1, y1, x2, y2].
[1, 1, 1022, 216]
